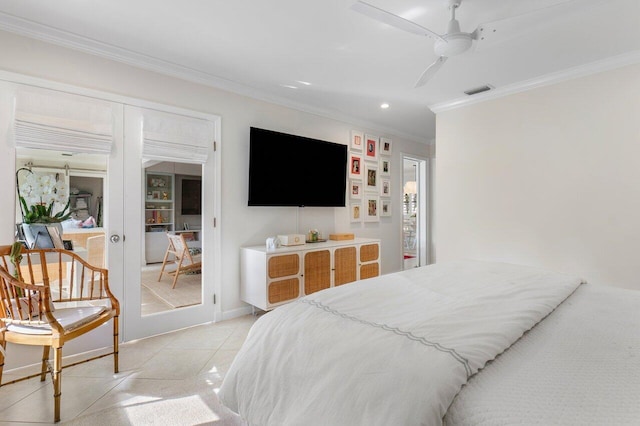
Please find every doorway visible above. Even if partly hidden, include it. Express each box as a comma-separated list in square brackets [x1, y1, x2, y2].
[401, 155, 430, 269]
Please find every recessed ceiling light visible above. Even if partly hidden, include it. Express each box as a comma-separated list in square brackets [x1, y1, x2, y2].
[281, 84, 298, 89]
[296, 80, 312, 86]
[380, 103, 390, 109]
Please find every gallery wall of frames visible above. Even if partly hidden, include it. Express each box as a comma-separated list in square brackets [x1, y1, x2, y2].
[347, 131, 392, 223]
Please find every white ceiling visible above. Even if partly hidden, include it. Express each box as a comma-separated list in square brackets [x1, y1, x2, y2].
[0, 0, 638, 143]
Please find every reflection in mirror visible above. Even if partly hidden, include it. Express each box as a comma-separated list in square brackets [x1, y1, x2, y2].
[402, 158, 418, 270]
[15, 147, 108, 270]
[141, 161, 203, 316]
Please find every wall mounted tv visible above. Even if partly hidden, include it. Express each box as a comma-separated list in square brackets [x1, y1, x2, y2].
[248, 127, 348, 207]
[181, 178, 202, 215]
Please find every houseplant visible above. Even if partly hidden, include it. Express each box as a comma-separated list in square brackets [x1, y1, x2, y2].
[16, 167, 71, 224]
[16, 168, 71, 248]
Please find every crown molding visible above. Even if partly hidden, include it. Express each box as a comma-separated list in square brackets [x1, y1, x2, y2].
[0, 12, 429, 145]
[430, 50, 640, 114]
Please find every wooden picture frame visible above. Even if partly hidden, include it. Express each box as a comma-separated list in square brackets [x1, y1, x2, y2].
[380, 199, 392, 217]
[350, 202, 362, 222]
[380, 179, 391, 197]
[380, 137, 392, 156]
[350, 179, 363, 199]
[349, 153, 363, 179]
[364, 134, 378, 161]
[380, 158, 391, 176]
[365, 162, 378, 193]
[350, 130, 364, 152]
[364, 196, 380, 222]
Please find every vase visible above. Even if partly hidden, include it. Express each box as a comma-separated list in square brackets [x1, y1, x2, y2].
[21, 222, 64, 249]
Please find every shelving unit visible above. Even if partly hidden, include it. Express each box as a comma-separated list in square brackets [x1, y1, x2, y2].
[145, 172, 174, 263]
[70, 193, 92, 220]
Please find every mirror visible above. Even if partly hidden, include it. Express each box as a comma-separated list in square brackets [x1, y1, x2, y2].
[15, 147, 108, 267]
[140, 161, 203, 316]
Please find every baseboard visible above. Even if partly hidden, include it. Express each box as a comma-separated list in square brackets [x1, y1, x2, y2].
[218, 306, 254, 322]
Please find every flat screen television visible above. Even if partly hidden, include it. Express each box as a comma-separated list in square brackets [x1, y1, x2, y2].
[248, 127, 348, 207]
[181, 178, 202, 215]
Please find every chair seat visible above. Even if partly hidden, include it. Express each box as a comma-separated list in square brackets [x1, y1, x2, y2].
[7, 306, 107, 335]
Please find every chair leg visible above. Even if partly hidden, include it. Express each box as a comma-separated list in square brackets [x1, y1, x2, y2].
[171, 255, 185, 289]
[41, 346, 50, 382]
[0, 337, 6, 385]
[113, 316, 119, 374]
[53, 346, 62, 423]
[158, 248, 171, 281]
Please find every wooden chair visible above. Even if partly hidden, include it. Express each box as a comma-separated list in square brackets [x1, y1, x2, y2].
[0, 244, 120, 423]
[158, 233, 202, 289]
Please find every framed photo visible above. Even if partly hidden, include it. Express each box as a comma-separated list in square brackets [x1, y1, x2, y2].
[349, 153, 363, 179]
[380, 179, 391, 197]
[380, 199, 392, 217]
[350, 179, 363, 199]
[364, 162, 378, 193]
[364, 134, 378, 161]
[380, 137, 392, 156]
[380, 158, 391, 176]
[350, 130, 363, 152]
[152, 190, 161, 200]
[364, 196, 380, 222]
[350, 202, 362, 222]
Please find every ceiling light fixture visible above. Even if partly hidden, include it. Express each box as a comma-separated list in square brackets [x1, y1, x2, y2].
[380, 103, 390, 109]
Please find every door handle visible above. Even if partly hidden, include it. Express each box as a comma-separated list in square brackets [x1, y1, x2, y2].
[110, 234, 121, 243]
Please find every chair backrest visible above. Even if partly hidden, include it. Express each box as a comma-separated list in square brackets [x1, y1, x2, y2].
[166, 233, 197, 266]
[0, 244, 114, 303]
[86, 234, 105, 268]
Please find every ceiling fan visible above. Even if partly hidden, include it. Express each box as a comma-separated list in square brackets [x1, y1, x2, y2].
[351, 0, 594, 88]
[352, 0, 480, 87]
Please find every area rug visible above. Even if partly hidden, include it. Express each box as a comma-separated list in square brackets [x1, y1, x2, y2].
[141, 267, 202, 308]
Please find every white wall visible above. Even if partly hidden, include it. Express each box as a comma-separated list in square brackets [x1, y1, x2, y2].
[0, 31, 431, 318]
[434, 63, 640, 290]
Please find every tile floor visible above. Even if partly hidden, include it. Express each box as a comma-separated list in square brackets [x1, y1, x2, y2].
[0, 315, 258, 425]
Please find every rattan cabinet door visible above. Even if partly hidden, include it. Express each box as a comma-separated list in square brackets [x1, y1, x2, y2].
[334, 246, 357, 286]
[267, 254, 301, 306]
[359, 243, 380, 280]
[304, 250, 331, 295]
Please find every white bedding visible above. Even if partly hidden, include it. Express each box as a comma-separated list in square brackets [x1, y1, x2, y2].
[444, 282, 640, 425]
[219, 260, 583, 425]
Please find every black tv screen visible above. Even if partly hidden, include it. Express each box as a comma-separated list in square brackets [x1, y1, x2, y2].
[181, 178, 202, 215]
[248, 127, 348, 207]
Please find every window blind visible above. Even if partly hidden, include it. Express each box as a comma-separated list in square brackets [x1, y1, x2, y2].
[141, 108, 213, 164]
[13, 88, 114, 154]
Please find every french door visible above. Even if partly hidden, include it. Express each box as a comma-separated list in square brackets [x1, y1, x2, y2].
[120, 105, 219, 341]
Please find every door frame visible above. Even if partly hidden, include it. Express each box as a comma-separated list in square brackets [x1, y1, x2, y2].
[400, 153, 431, 268]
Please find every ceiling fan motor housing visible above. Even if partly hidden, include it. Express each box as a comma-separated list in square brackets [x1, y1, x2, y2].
[434, 19, 473, 57]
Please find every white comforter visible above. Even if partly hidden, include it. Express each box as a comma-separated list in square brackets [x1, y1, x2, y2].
[219, 260, 583, 425]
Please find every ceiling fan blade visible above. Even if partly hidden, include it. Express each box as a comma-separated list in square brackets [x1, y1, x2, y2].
[351, 0, 445, 42]
[415, 56, 447, 88]
[473, 0, 605, 50]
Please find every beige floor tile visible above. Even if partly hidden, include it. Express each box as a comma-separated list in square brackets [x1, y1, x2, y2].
[0, 375, 124, 423]
[134, 348, 216, 380]
[0, 315, 255, 424]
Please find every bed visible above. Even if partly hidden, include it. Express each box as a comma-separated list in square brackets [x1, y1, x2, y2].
[219, 260, 640, 425]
